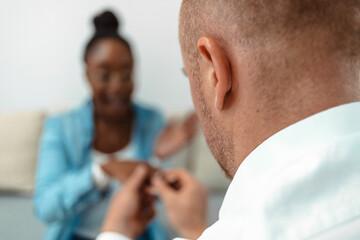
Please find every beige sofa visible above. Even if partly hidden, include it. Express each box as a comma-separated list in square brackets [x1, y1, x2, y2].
[0, 110, 230, 239]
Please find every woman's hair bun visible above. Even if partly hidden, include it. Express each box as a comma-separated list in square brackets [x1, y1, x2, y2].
[93, 10, 120, 35]
[85, 10, 131, 62]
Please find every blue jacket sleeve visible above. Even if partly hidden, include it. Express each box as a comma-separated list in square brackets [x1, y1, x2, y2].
[152, 111, 166, 139]
[34, 117, 102, 223]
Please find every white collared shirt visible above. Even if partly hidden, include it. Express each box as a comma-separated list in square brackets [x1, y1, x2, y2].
[98, 102, 360, 240]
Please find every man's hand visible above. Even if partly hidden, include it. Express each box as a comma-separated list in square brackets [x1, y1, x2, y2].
[101, 165, 156, 239]
[155, 112, 199, 159]
[152, 169, 208, 240]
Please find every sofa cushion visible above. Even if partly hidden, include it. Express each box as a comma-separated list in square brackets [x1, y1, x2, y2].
[0, 111, 45, 192]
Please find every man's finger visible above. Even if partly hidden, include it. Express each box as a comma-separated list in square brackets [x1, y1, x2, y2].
[152, 174, 175, 199]
[163, 169, 194, 185]
[124, 164, 149, 190]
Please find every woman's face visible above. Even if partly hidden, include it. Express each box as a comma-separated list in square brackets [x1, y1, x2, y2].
[86, 38, 134, 120]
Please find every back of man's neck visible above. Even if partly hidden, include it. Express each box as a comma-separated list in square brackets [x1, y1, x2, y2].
[231, 72, 360, 177]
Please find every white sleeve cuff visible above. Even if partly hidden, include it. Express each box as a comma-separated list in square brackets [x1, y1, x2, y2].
[96, 232, 186, 240]
[96, 232, 132, 240]
[92, 162, 111, 191]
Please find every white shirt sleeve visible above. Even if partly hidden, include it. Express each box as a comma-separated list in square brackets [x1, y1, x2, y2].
[96, 233, 189, 240]
[96, 232, 132, 240]
[92, 162, 111, 190]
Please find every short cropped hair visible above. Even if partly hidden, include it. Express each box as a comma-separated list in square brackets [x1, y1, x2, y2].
[180, 0, 360, 73]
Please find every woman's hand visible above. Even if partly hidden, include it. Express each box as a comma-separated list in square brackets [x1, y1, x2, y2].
[155, 112, 199, 159]
[101, 165, 156, 239]
[101, 160, 158, 183]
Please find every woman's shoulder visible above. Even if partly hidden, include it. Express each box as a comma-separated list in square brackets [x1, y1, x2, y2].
[133, 102, 163, 121]
[44, 100, 93, 130]
[133, 102, 165, 134]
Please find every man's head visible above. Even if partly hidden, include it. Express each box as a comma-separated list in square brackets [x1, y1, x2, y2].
[179, 0, 360, 178]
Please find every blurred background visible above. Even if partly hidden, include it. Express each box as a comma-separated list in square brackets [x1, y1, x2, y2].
[0, 1, 230, 239]
[0, 0, 193, 113]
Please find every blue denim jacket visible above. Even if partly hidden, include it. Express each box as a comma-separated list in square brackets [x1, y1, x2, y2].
[34, 100, 168, 240]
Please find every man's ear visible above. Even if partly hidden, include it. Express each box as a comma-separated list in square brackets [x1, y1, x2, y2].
[197, 36, 232, 110]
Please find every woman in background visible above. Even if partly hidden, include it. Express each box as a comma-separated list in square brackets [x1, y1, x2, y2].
[34, 10, 196, 240]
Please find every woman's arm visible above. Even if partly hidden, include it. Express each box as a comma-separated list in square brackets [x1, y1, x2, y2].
[155, 112, 198, 160]
[34, 117, 102, 223]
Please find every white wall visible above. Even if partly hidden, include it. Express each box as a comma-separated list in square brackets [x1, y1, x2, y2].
[0, 0, 193, 114]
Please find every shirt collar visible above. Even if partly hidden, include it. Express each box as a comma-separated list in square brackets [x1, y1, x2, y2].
[220, 101, 360, 217]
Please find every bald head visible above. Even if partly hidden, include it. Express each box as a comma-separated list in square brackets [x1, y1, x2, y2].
[180, 0, 360, 78]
